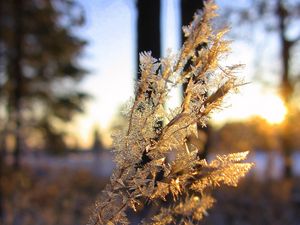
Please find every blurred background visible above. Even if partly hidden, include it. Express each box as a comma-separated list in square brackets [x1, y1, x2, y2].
[1, 0, 300, 224]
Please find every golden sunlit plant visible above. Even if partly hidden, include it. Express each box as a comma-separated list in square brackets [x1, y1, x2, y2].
[89, 2, 253, 225]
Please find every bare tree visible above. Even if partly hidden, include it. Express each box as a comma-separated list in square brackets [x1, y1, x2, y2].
[222, 0, 300, 178]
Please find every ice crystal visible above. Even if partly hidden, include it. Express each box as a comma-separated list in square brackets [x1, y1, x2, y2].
[88, 2, 253, 225]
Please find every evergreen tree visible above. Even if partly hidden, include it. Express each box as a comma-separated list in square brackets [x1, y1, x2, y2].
[0, 0, 89, 166]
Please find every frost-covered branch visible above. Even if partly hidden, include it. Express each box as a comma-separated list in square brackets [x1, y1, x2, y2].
[88, 2, 253, 225]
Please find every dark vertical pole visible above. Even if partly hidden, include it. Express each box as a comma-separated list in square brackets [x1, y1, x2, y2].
[277, 0, 293, 179]
[137, 0, 161, 80]
[180, 0, 204, 92]
[180, 0, 204, 43]
[11, 0, 24, 169]
[135, 1, 161, 222]
[0, 0, 4, 221]
[180, 0, 209, 159]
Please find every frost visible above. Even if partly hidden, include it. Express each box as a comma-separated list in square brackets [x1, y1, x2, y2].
[89, 1, 253, 225]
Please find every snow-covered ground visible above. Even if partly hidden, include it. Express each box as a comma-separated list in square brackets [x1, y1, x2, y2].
[6, 150, 300, 179]
[9, 150, 115, 177]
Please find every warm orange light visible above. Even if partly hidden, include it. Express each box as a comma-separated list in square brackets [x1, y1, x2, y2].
[212, 88, 288, 126]
[255, 95, 287, 124]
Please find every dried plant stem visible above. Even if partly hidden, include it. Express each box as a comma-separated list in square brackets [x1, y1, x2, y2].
[88, 2, 253, 225]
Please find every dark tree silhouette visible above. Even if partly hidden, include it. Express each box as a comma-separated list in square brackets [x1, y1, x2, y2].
[92, 128, 104, 154]
[135, 1, 161, 221]
[136, 0, 209, 159]
[222, 0, 300, 178]
[276, 0, 298, 179]
[0, 0, 89, 166]
[181, 0, 209, 160]
[137, 0, 161, 80]
[181, 0, 204, 41]
[10, 0, 23, 169]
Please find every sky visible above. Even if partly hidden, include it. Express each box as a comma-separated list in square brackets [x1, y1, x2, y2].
[69, 0, 287, 148]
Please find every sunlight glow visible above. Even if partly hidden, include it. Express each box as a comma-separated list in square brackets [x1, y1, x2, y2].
[71, 0, 288, 149]
[212, 85, 288, 126]
[255, 95, 287, 124]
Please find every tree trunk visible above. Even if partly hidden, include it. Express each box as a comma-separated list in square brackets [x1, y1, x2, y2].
[0, 0, 4, 221]
[0, 158, 3, 224]
[277, 0, 293, 179]
[10, 0, 24, 169]
[180, 0, 204, 43]
[181, 0, 209, 159]
[137, 0, 161, 80]
[136, 1, 161, 221]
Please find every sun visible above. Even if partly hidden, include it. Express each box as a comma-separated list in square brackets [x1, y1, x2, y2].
[256, 94, 287, 124]
[211, 86, 288, 126]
